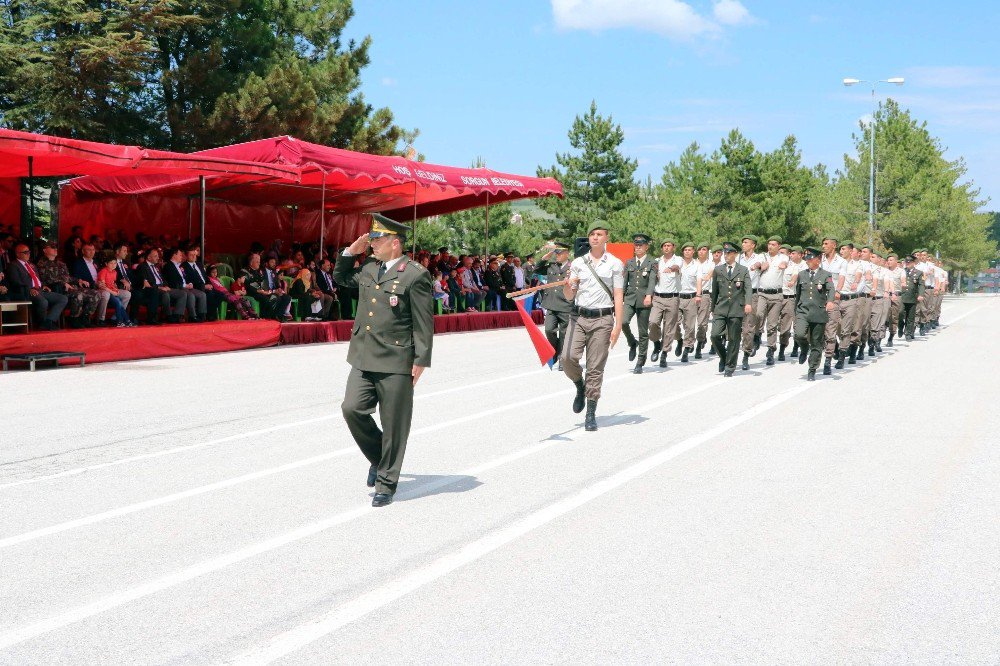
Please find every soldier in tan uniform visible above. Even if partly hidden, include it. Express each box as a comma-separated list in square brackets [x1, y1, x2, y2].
[335, 214, 434, 507]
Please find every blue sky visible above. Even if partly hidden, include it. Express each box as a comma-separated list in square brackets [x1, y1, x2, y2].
[348, 1, 1000, 209]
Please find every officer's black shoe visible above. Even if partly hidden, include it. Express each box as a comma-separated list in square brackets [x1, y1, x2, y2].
[848, 344, 857, 364]
[798, 347, 808, 364]
[371, 493, 393, 508]
[681, 348, 690, 363]
[674, 340, 683, 357]
[572, 380, 586, 413]
[695, 342, 704, 359]
[741, 353, 750, 371]
[367, 465, 377, 488]
[790, 344, 799, 360]
[628, 341, 637, 362]
[823, 358, 832, 375]
[869, 341, 876, 355]
[659, 355, 667, 368]
[834, 352, 845, 370]
[708, 345, 716, 355]
[807, 369, 816, 381]
[557, 360, 563, 372]
[778, 345, 786, 362]
[718, 357, 726, 373]
[633, 356, 645, 374]
[584, 400, 598, 431]
[765, 348, 775, 366]
[724, 368, 734, 377]
[651, 341, 661, 362]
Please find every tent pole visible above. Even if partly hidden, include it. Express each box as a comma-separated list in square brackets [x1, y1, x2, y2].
[27, 156, 35, 237]
[411, 181, 418, 255]
[187, 198, 193, 240]
[199, 176, 206, 262]
[291, 205, 296, 247]
[319, 172, 326, 257]
[484, 192, 490, 257]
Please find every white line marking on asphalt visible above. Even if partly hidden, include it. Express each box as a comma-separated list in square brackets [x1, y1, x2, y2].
[224, 384, 813, 665]
[0, 377, 722, 652]
[0, 353, 633, 550]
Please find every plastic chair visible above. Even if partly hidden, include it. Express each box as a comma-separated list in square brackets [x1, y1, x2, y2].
[281, 276, 301, 321]
[216, 276, 234, 320]
[214, 263, 233, 279]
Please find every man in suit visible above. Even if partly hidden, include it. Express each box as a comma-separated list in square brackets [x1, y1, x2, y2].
[111, 242, 135, 321]
[334, 214, 434, 508]
[710, 241, 753, 377]
[242, 253, 292, 320]
[183, 247, 223, 322]
[162, 247, 200, 322]
[621, 234, 656, 374]
[314, 257, 341, 320]
[500, 253, 517, 311]
[137, 248, 181, 324]
[483, 259, 505, 311]
[794, 247, 836, 380]
[7, 243, 68, 330]
[534, 241, 573, 371]
[70, 242, 109, 326]
[899, 254, 926, 341]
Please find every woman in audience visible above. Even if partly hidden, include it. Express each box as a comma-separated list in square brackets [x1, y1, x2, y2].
[207, 265, 260, 320]
[289, 268, 334, 321]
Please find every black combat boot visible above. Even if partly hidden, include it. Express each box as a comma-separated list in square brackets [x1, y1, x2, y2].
[798, 345, 808, 364]
[651, 340, 662, 362]
[695, 342, 704, 359]
[752, 333, 761, 355]
[659, 355, 667, 368]
[765, 347, 775, 366]
[572, 380, 586, 413]
[778, 344, 787, 361]
[807, 369, 816, 381]
[848, 343, 857, 364]
[823, 358, 832, 375]
[681, 347, 690, 363]
[887, 332, 894, 347]
[584, 399, 598, 431]
[633, 356, 646, 375]
[834, 351, 846, 370]
[741, 353, 750, 371]
[856, 339, 865, 360]
[674, 340, 683, 357]
[875, 339, 882, 353]
[869, 340, 876, 356]
[790, 342, 799, 360]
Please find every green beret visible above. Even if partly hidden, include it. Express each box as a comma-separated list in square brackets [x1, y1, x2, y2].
[587, 223, 609, 235]
[790, 245, 803, 253]
[710, 244, 723, 253]
[780, 243, 791, 251]
[660, 238, 677, 247]
[741, 234, 757, 244]
[822, 235, 838, 244]
[767, 235, 782, 244]
[681, 242, 695, 250]
[697, 241, 710, 250]
[861, 245, 873, 251]
[839, 241, 854, 249]
[887, 253, 898, 260]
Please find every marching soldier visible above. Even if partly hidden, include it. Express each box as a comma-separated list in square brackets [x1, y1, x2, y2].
[885, 253, 906, 346]
[867, 253, 893, 354]
[835, 242, 863, 368]
[711, 242, 753, 377]
[334, 214, 434, 508]
[649, 239, 682, 368]
[676, 242, 700, 363]
[781, 246, 806, 360]
[794, 247, 835, 381]
[737, 234, 765, 370]
[914, 249, 936, 335]
[756, 235, 788, 366]
[622, 234, 656, 374]
[820, 236, 847, 376]
[899, 254, 926, 340]
[693, 243, 717, 358]
[535, 242, 573, 371]
[564, 225, 624, 432]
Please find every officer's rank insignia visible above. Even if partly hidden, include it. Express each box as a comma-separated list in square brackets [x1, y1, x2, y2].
[389, 295, 399, 307]
[735, 280, 742, 288]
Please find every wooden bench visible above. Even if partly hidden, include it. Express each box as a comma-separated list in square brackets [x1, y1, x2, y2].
[0, 301, 31, 335]
[2, 351, 86, 372]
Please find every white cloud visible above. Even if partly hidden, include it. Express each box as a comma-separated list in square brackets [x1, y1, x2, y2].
[905, 66, 1000, 89]
[381, 77, 397, 87]
[551, 0, 757, 41]
[712, 0, 753, 26]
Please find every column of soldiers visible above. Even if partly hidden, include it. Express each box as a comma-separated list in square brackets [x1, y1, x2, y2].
[540, 234, 951, 392]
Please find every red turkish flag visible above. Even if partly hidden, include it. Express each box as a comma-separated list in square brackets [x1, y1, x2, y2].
[512, 296, 555, 366]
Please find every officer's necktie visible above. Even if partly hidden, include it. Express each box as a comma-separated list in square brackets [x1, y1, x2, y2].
[727, 265, 732, 278]
[377, 262, 386, 280]
[810, 270, 815, 280]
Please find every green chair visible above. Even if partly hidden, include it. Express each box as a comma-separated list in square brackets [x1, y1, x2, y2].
[435, 299, 443, 315]
[217, 276, 234, 319]
[214, 263, 234, 279]
[280, 276, 302, 321]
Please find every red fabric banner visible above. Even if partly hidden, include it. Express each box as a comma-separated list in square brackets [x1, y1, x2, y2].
[513, 297, 556, 366]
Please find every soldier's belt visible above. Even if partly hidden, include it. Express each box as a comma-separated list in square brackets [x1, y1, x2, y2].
[653, 291, 678, 298]
[758, 288, 781, 294]
[679, 293, 697, 299]
[783, 294, 795, 299]
[701, 290, 711, 295]
[840, 293, 858, 300]
[572, 306, 614, 318]
[857, 293, 871, 298]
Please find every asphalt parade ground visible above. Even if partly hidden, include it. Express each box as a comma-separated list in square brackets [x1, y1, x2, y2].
[1, 295, 998, 664]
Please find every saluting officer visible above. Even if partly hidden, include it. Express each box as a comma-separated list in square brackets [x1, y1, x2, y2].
[710, 241, 753, 377]
[535, 242, 573, 371]
[793, 247, 836, 380]
[622, 234, 656, 374]
[899, 254, 926, 341]
[334, 214, 434, 508]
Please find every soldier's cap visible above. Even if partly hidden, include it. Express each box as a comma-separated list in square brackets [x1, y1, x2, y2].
[660, 238, 677, 247]
[552, 242, 570, 252]
[802, 246, 821, 259]
[710, 244, 724, 253]
[741, 234, 757, 244]
[42, 240, 59, 249]
[790, 245, 804, 253]
[587, 223, 609, 235]
[767, 235, 782, 244]
[632, 234, 651, 245]
[839, 241, 855, 249]
[722, 241, 739, 253]
[437, 246, 448, 253]
[505, 252, 514, 259]
[822, 235, 838, 245]
[780, 243, 792, 251]
[887, 253, 898, 259]
[681, 242, 695, 250]
[369, 213, 411, 239]
[861, 245, 873, 251]
[904, 254, 917, 262]
[697, 241, 711, 250]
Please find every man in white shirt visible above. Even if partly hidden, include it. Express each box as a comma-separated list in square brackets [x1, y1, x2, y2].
[932, 258, 948, 327]
[884, 253, 906, 346]
[675, 242, 700, 362]
[820, 236, 848, 375]
[737, 234, 766, 371]
[854, 246, 876, 360]
[834, 242, 864, 368]
[693, 243, 717, 359]
[781, 246, 806, 360]
[867, 252, 894, 354]
[648, 239, 682, 368]
[756, 235, 788, 366]
[914, 249, 936, 334]
[564, 224, 624, 432]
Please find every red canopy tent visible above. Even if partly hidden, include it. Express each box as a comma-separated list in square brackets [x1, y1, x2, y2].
[63, 135, 562, 256]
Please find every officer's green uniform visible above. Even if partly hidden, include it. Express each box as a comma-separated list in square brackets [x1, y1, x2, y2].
[711, 243, 753, 374]
[899, 257, 926, 340]
[535, 245, 573, 362]
[622, 234, 656, 369]
[793, 255, 835, 374]
[334, 215, 434, 499]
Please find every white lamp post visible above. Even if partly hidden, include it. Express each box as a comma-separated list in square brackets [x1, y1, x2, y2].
[843, 77, 905, 245]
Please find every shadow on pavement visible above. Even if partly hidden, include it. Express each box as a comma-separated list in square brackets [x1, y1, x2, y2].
[393, 473, 483, 503]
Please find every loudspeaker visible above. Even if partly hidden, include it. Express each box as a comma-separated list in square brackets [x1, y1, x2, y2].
[574, 237, 589, 258]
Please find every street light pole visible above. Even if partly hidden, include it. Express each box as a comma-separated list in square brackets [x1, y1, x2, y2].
[843, 77, 904, 246]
